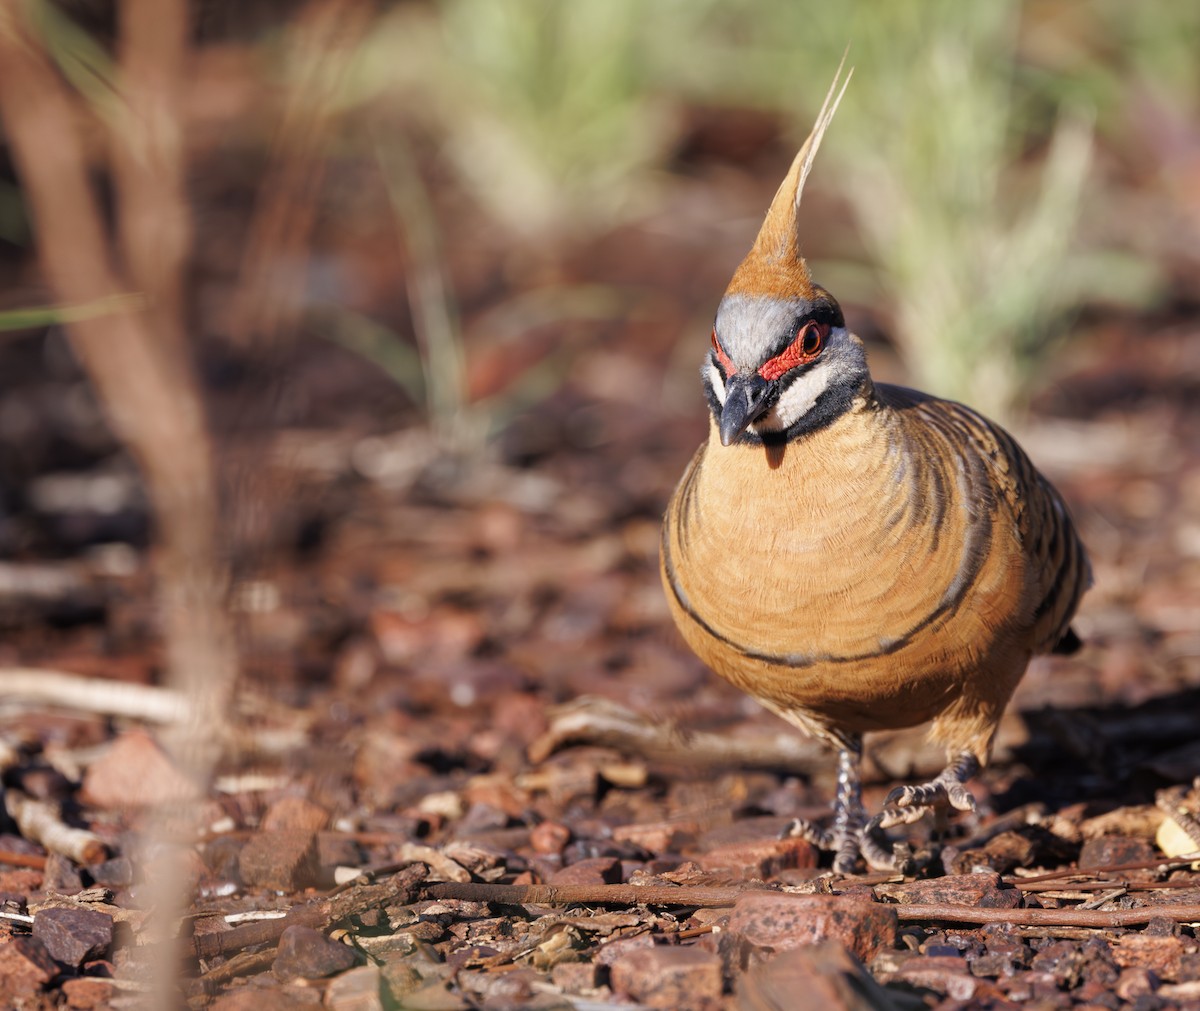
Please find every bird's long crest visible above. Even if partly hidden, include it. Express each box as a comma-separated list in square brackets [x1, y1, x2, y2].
[726, 55, 852, 299]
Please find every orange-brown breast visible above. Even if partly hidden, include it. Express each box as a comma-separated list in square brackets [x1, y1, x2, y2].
[660, 384, 1088, 759]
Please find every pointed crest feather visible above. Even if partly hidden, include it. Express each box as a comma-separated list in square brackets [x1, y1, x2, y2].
[727, 54, 852, 299]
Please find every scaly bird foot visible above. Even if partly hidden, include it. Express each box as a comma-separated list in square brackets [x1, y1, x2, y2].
[783, 816, 901, 874]
[875, 752, 980, 830]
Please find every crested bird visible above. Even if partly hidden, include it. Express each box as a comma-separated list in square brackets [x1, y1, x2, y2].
[659, 68, 1091, 872]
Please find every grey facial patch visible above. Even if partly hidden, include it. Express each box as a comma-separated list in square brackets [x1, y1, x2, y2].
[715, 293, 812, 369]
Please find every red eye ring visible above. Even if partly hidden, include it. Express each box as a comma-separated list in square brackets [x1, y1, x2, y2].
[711, 329, 736, 378]
[758, 321, 829, 381]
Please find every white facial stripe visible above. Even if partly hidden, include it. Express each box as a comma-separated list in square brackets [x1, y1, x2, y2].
[704, 360, 727, 405]
[752, 356, 838, 433]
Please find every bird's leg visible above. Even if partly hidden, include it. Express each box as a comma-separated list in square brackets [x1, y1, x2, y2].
[784, 735, 898, 873]
[830, 738, 866, 873]
[876, 751, 980, 829]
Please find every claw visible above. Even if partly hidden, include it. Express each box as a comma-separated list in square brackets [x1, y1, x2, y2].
[784, 815, 900, 873]
[875, 802, 936, 830]
[878, 751, 981, 829]
[783, 816, 834, 852]
[782, 744, 980, 875]
[886, 779, 977, 814]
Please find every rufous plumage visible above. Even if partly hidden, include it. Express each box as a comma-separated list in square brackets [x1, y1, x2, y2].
[660, 66, 1090, 871]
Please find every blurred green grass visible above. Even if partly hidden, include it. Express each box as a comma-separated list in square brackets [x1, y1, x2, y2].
[11, 0, 1199, 430]
[330, 0, 1193, 422]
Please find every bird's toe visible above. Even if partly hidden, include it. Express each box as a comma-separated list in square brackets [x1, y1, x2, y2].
[875, 802, 934, 830]
[946, 780, 977, 812]
[782, 816, 834, 851]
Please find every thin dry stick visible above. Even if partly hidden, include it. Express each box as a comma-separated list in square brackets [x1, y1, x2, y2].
[227, 0, 372, 347]
[111, 0, 191, 361]
[424, 880, 762, 909]
[0, 669, 189, 724]
[1012, 857, 1200, 885]
[377, 132, 471, 447]
[423, 881, 1200, 929]
[4, 790, 107, 865]
[190, 864, 426, 962]
[0, 849, 48, 871]
[893, 903, 1200, 927]
[1016, 878, 1200, 893]
[0, 8, 236, 1009]
[529, 696, 827, 773]
[0, 0, 236, 760]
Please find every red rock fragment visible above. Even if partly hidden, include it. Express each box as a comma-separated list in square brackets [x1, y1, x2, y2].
[61, 976, 114, 1009]
[1077, 978, 1120, 1007]
[261, 796, 330, 834]
[727, 892, 897, 962]
[88, 856, 133, 888]
[530, 821, 571, 855]
[80, 729, 200, 808]
[32, 906, 113, 966]
[1030, 938, 1088, 987]
[997, 968, 1061, 1003]
[611, 819, 697, 853]
[550, 960, 602, 993]
[547, 856, 621, 887]
[0, 868, 43, 894]
[736, 940, 895, 1010]
[875, 871, 1021, 909]
[42, 854, 84, 895]
[697, 835, 817, 878]
[1078, 835, 1156, 869]
[0, 935, 59, 994]
[1116, 965, 1159, 1001]
[210, 986, 322, 1010]
[610, 944, 723, 1011]
[595, 932, 657, 966]
[894, 955, 980, 1001]
[1112, 933, 1189, 980]
[239, 829, 319, 892]
[325, 964, 385, 1011]
[317, 832, 362, 878]
[272, 925, 358, 982]
[946, 830, 1038, 874]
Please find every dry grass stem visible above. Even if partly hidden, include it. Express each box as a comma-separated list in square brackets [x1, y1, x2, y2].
[227, 0, 373, 348]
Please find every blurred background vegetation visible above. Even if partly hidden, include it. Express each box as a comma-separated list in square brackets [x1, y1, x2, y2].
[2, 0, 1199, 457]
[328, 0, 1195, 422]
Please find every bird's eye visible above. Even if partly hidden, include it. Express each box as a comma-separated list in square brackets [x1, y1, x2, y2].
[800, 321, 826, 356]
[711, 329, 736, 378]
[757, 321, 830, 381]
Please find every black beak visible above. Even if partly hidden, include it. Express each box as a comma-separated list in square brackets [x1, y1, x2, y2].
[719, 372, 772, 446]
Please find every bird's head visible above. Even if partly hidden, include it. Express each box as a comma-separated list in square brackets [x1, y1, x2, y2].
[704, 286, 868, 447]
[701, 62, 870, 447]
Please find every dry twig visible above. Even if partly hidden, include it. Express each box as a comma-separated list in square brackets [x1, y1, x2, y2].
[424, 880, 763, 909]
[893, 902, 1200, 927]
[529, 696, 826, 772]
[0, 669, 189, 724]
[191, 864, 427, 962]
[422, 881, 1200, 930]
[0, 849, 47, 871]
[4, 790, 107, 865]
[0, 1, 237, 768]
[227, 0, 372, 347]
